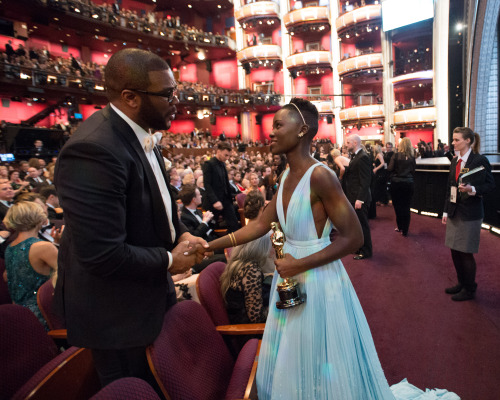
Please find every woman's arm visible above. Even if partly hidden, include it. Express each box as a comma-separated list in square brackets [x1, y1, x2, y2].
[274, 167, 363, 278]
[208, 191, 279, 253]
[334, 158, 346, 179]
[30, 241, 58, 287]
[241, 263, 266, 323]
[373, 153, 385, 173]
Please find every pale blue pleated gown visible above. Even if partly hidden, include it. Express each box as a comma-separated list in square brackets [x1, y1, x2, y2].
[256, 163, 460, 400]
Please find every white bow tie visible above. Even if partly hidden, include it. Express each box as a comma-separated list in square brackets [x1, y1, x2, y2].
[144, 131, 163, 153]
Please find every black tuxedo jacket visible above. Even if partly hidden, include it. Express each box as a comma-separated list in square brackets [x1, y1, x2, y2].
[180, 207, 217, 242]
[444, 153, 495, 220]
[54, 104, 187, 349]
[0, 202, 9, 221]
[202, 157, 231, 210]
[344, 150, 372, 204]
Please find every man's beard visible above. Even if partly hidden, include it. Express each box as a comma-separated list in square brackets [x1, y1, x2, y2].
[138, 97, 170, 131]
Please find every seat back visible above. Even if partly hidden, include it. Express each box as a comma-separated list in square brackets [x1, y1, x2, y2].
[196, 261, 230, 326]
[0, 258, 12, 305]
[147, 301, 235, 400]
[37, 280, 65, 330]
[236, 193, 246, 209]
[90, 378, 160, 400]
[0, 304, 59, 399]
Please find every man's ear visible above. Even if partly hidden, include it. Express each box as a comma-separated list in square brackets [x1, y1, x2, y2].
[121, 90, 140, 109]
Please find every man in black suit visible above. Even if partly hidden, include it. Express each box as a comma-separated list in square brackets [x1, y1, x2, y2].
[40, 185, 64, 221]
[344, 134, 372, 260]
[0, 181, 14, 221]
[178, 184, 226, 273]
[25, 167, 49, 191]
[54, 49, 208, 389]
[202, 141, 240, 232]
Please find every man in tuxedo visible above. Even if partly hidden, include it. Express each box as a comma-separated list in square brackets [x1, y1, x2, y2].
[25, 167, 49, 190]
[0, 181, 14, 220]
[31, 139, 48, 158]
[40, 185, 64, 221]
[202, 141, 240, 232]
[54, 49, 208, 389]
[344, 135, 372, 260]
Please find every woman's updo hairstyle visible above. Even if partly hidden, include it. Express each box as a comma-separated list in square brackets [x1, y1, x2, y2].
[244, 190, 265, 220]
[282, 98, 319, 139]
[453, 127, 481, 154]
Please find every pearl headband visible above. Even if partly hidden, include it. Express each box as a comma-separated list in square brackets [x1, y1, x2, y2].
[289, 102, 306, 125]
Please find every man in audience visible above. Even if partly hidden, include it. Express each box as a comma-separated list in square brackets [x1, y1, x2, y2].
[344, 134, 373, 260]
[0, 181, 14, 220]
[202, 141, 240, 232]
[54, 49, 208, 390]
[40, 185, 63, 220]
[25, 167, 48, 190]
[18, 161, 29, 180]
[179, 184, 218, 243]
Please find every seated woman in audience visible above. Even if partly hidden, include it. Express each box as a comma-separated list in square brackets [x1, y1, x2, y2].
[245, 172, 262, 196]
[9, 170, 30, 196]
[3, 201, 58, 329]
[220, 191, 272, 324]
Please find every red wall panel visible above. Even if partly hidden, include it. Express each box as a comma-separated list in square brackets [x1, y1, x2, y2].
[169, 119, 196, 134]
[211, 59, 239, 90]
[214, 115, 239, 137]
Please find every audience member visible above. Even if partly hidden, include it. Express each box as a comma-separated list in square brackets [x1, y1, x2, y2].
[3, 201, 58, 329]
[220, 190, 271, 324]
[388, 138, 416, 237]
[344, 135, 372, 260]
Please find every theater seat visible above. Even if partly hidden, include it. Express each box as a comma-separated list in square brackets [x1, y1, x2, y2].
[146, 301, 260, 400]
[37, 280, 65, 330]
[90, 378, 161, 400]
[0, 304, 99, 400]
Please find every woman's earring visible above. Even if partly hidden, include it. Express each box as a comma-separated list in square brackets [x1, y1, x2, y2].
[298, 132, 305, 138]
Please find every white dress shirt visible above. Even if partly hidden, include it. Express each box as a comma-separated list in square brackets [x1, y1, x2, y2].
[110, 104, 176, 268]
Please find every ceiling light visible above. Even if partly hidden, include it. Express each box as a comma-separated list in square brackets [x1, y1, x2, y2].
[188, 4, 192, 8]
[198, 50, 206, 60]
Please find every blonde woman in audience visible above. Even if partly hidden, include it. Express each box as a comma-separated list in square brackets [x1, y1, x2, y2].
[330, 148, 350, 180]
[182, 172, 195, 186]
[3, 201, 58, 329]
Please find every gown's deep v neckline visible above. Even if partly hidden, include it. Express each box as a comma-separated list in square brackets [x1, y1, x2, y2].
[280, 163, 318, 228]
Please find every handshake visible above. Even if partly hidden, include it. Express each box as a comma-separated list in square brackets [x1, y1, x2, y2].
[169, 233, 213, 274]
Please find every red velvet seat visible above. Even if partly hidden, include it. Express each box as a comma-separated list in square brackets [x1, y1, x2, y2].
[146, 300, 259, 400]
[0, 258, 12, 305]
[37, 280, 65, 330]
[90, 378, 161, 400]
[0, 304, 99, 400]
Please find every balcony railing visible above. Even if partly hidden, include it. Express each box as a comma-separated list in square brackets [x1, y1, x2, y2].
[237, 45, 282, 62]
[311, 100, 334, 114]
[235, 1, 280, 24]
[285, 50, 331, 70]
[337, 53, 382, 76]
[336, 4, 381, 32]
[339, 104, 384, 121]
[393, 107, 437, 125]
[284, 6, 329, 29]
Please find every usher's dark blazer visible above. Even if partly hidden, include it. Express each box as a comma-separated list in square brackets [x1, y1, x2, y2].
[202, 156, 232, 211]
[54, 105, 187, 349]
[343, 150, 372, 205]
[444, 153, 495, 221]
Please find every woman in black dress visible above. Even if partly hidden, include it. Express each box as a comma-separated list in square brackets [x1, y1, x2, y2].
[442, 127, 495, 301]
[388, 138, 416, 237]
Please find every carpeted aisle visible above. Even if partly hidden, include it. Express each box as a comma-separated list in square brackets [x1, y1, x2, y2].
[341, 205, 500, 400]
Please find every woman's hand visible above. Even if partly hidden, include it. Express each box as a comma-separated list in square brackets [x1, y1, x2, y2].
[275, 254, 303, 279]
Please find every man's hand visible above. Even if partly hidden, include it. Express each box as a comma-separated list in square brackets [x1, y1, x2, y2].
[458, 184, 472, 193]
[354, 200, 363, 210]
[180, 233, 213, 262]
[50, 225, 64, 244]
[442, 216, 447, 225]
[202, 210, 214, 223]
[213, 201, 223, 210]
[170, 241, 197, 275]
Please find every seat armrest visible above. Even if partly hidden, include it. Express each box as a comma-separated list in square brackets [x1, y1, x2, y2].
[216, 323, 265, 335]
[47, 329, 67, 339]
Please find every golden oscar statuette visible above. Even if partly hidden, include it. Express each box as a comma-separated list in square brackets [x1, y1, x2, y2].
[271, 222, 305, 309]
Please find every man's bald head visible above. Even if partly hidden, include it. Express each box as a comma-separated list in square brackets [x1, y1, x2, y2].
[105, 49, 170, 101]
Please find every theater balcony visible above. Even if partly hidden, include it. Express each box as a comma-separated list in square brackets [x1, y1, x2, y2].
[393, 107, 437, 126]
[339, 104, 384, 122]
[237, 45, 282, 71]
[284, 6, 330, 35]
[337, 53, 382, 77]
[285, 50, 331, 73]
[311, 99, 334, 115]
[336, 4, 381, 35]
[236, 1, 280, 29]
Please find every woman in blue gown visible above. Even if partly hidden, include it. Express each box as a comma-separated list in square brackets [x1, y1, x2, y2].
[207, 99, 459, 400]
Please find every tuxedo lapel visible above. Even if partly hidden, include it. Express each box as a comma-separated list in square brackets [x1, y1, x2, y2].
[105, 105, 171, 244]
